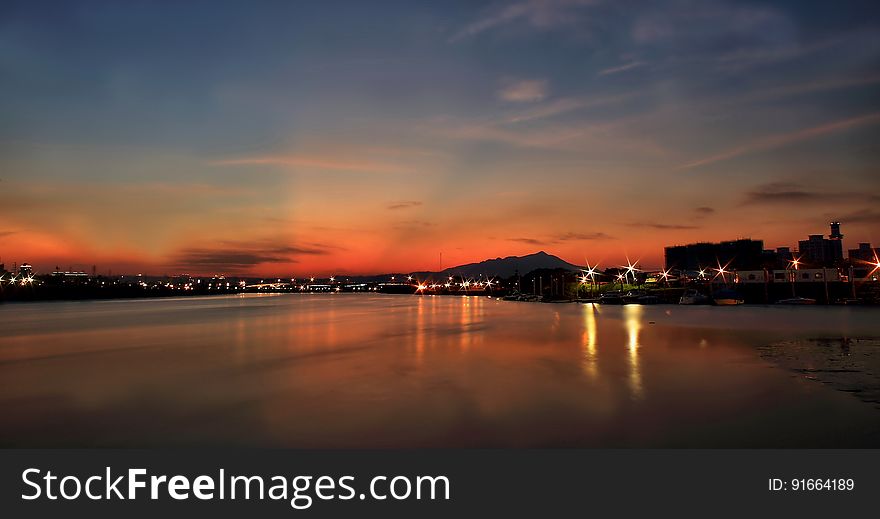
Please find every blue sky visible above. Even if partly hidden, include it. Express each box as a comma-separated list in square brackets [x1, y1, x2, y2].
[2, 0, 879, 274]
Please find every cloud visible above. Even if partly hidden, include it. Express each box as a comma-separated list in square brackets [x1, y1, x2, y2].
[627, 222, 700, 230]
[449, 0, 599, 42]
[680, 112, 880, 169]
[210, 154, 406, 174]
[833, 209, 880, 224]
[498, 79, 549, 102]
[386, 200, 423, 210]
[392, 220, 435, 230]
[632, 2, 792, 47]
[169, 240, 335, 271]
[0, 230, 16, 238]
[742, 182, 821, 204]
[508, 237, 546, 246]
[556, 231, 611, 241]
[508, 231, 611, 245]
[598, 61, 646, 76]
[742, 182, 880, 205]
[694, 206, 715, 216]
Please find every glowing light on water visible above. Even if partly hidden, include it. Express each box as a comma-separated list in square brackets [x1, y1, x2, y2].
[581, 303, 598, 378]
[624, 304, 644, 400]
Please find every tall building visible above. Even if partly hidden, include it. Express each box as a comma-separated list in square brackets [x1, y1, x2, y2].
[665, 239, 765, 271]
[849, 243, 880, 263]
[797, 222, 844, 267]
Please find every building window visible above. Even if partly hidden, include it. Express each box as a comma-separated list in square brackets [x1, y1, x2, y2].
[748, 274, 756, 280]
[814, 272, 823, 279]
[801, 273, 809, 280]
[774, 272, 785, 280]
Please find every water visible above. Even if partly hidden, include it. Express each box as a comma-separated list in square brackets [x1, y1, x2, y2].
[1, 294, 878, 447]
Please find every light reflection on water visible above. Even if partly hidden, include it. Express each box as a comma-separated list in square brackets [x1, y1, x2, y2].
[581, 303, 598, 379]
[624, 305, 643, 400]
[0, 294, 878, 447]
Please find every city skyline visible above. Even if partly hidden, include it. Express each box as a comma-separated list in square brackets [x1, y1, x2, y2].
[2, 0, 880, 276]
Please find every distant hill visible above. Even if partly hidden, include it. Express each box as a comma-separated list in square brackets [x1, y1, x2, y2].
[415, 251, 583, 279]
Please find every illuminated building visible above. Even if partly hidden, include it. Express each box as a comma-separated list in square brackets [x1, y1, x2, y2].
[19, 263, 33, 277]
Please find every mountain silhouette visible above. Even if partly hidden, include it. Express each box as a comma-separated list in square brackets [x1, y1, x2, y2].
[414, 251, 582, 279]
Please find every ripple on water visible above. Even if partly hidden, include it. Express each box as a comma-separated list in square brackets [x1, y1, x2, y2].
[758, 337, 880, 409]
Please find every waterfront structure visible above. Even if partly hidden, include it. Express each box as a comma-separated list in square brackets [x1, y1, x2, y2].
[51, 270, 89, 279]
[797, 222, 844, 267]
[735, 269, 842, 284]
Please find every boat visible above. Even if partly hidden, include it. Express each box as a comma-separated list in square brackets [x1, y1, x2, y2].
[776, 297, 817, 305]
[712, 289, 744, 306]
[598, 291, 625, 304]
[679, 289, 710, 305]
[622, 290, 647, 304]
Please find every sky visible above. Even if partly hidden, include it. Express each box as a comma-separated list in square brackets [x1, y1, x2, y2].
[1, 0, 879, 276]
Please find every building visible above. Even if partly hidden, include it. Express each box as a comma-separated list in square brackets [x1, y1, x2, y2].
[797, 222, 844, 267]
[849, 242, 880, 263]
[51, 270, 90, 281]
[665, 239, 765, 271]
[736, 269, 842, 284]
[19, 263, 33, 278]
[848, 243, 880, 281]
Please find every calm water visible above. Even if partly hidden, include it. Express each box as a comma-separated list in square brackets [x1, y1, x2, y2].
[1, 294, 878, 447]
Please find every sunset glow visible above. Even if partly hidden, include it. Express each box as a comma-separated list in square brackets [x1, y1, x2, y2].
[1, 1, 878, 276]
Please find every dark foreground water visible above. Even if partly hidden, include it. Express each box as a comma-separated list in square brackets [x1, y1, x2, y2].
[1, 294, 878, 447]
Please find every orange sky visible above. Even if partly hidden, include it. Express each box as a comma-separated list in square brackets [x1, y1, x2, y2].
[2, 1, 879, 276]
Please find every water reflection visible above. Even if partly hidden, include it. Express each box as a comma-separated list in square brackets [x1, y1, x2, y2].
[457, 296, 485, 351]
[0, 295, 878, 447]
[415, 295, 425, 363]
[624, 304, 643, 399]
[581, 303, 598, 378]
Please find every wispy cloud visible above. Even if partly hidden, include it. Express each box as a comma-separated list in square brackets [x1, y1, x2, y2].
[449, 0, 598, 42]
[832, 208, 880, 224]
[210, 155, 407, 174]
[508, 237, 545, 246]
[392, 220, 436, 230]
[680, 112, 880, 169]
[742, 182, 879, 205]
[169, 240, 336, 271]
[626, 222, 700, 230]
[598, 60, 645, 76]
[557, 231, 611, 241]
[387, 200, 423, 210]
[498, 79, 549, 102]
[694, 206, 715, 216]
[499, 92, 635, 124]
[508, 231, 611, 245]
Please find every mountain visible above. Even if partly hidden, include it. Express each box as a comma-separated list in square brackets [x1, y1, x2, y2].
[415, 251, 583, 279]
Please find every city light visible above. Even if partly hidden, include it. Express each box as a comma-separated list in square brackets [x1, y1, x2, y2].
[868, 251, 880, 278]
[713, 259, 733, 282]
